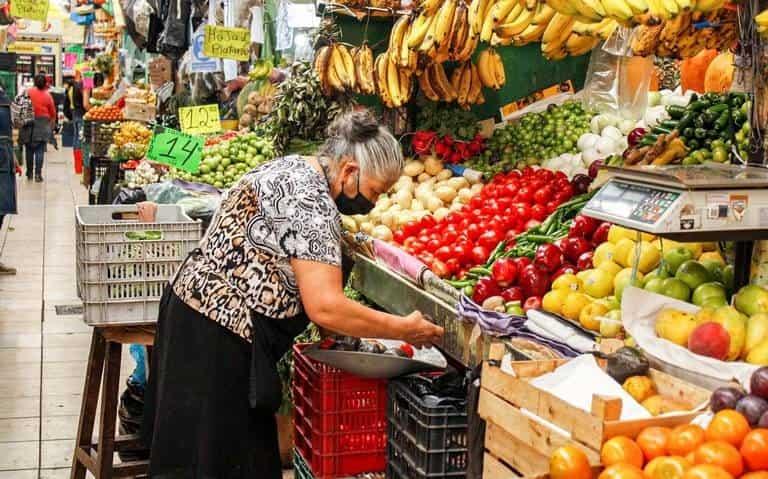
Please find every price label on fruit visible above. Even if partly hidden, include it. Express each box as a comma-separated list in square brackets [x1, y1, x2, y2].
[10, 0, 49, 22]
[147, 128, 203, 174]
[178, 104, 221, 135]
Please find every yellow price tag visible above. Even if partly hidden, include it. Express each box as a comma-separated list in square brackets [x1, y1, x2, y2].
[11, 0, 49, 22]
[179, 105, 222, 135]
[203, 25, 250, 62]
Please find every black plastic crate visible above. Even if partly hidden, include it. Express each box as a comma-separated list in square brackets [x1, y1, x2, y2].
[387, 420, 467, 477]
[386, 377, 468, 479]
[387, 378, 468, 451]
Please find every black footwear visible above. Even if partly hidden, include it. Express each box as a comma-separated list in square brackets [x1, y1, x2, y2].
[35, 175, 43, 183]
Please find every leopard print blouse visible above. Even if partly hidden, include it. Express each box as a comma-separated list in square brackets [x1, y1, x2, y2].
[172, 156, 342, 341]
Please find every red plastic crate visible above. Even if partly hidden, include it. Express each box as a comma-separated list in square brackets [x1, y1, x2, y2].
[292, 343, 387, 478]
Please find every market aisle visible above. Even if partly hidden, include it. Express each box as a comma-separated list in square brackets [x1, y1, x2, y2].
[0, 147, 129, 478]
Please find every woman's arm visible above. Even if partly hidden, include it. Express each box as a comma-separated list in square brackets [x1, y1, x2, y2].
[292, 258, 444, 347]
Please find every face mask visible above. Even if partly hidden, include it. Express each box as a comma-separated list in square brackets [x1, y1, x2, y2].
[332, 171, 375, 216]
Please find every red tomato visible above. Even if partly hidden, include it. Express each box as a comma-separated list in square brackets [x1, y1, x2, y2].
[452, 245, 468, 264]
[491, 258, 518, 287]
[531, 204, 548, 221]
[516, 186, 533, 202]
[470, 246, 490, 265]
[410, 240, 425, 254]
[472, 277, 501, 304]
[403, 221, 420, 237]
[418, 252, 434, 267]
[546, 201, 560, 214]
[445, 258, 460, 275]
[393, 229, 406, 244]
[478, 230, 501, 250]
[533, 187, 551, 205]
[501, 286, 523, 302]
[466, 223, 481, 241]
[418, 234, 431, 245]
[425, 239, 442, 253]
[524, 219, 541, 230]
[431, 259, 449, 278]
[435, 246, 453, 262]
[442, 229, 459, 245]
[512, 256, 532, 271]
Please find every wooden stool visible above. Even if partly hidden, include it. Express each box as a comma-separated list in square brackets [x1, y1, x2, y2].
[70, 325, 155, 479]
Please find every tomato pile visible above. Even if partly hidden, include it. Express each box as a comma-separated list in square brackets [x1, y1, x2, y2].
[84, 105, 123, 121]
[392, 167, 577, 280]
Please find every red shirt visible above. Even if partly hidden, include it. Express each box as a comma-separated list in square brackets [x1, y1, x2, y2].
[27, 86, 56, 119]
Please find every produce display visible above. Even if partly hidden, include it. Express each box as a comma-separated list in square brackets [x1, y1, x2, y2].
[655, 284, 768, 365]
[475, 101, 593, 174]
[170, 132, 275, 189]
[85, 104, 123, 121]
[124, 160, 167, 188]
[108, 121, 152, 162]
[392, 167, 584, 282]
[236, 80, 277, 130]
[631, 10, 737, 59]
[711, 368, 768, 426]
[544, 0, 727, 27]
[317, 336, 415, 358]
[344, 156, 484, 241]
[624, 92, 750, 166]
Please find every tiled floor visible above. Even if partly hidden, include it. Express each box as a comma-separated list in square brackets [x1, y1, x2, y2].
[0, 148, 295, 479]
[0, 148, 133, 478]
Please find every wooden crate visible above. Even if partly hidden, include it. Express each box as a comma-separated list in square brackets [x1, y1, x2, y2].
[123, 101, 156, 123]
[479, 345, 710, 478]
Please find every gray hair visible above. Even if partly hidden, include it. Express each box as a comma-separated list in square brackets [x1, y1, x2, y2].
[318, 110, 404, 185]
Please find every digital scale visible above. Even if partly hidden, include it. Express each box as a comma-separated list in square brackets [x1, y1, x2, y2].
[582, 164, 768, 243]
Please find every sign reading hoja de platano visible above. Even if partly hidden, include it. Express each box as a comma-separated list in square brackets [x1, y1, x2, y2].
[203, 25, 250, 62]
[11, 0, 49, 22]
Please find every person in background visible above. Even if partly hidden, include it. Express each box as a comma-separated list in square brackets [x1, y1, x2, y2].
[0, 84, 17, 274]
[19, 72, 55, 182]
[64, 68, 91, 174]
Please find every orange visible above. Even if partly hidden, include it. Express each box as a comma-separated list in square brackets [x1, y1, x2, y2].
[549, 444, 593, 479]
[705, 409, 750, 448]
[693, 441, 743, 477]
[637, 427, 672, 461]
[644, 455, 691, 479]
[601, 436, 645, 468]
[598, 463, 647, 479]
[740, 428, 768, 472]
[742, 473, 768, 479]
[668, 425, 706, 456]
[682, 464, 734, 479]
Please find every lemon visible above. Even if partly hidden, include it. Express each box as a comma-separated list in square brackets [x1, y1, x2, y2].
[625, 240, 661, 273]
[613, 238, 636, 268]
[597, 260, 622, 277]
[542, 289, 570, 315]
[593, 242, 616, 268]
[607, 225, 637, 244]
[582, 268, 614, 298]
[551, 273, 583, 293]
[562, 292, 592, 321]
[699, 251, 725, 265]
[579, 301, 608, 331]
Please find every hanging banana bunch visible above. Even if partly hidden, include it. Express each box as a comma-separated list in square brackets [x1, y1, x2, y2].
[631, 9, 737, 58]
[544, 0, 725, 26]
[314, 43, 358, 96]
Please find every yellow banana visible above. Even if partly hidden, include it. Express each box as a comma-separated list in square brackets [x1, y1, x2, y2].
[756, 8, 768, 26]
[571, 0, 605, 21]
[430, 63, 458, 101]
[661, 0, 680, 17]
[533, 3, 556, 23]
[513, 21, 548, 44]
[468, 63, 482, 104]
[502, 2, 525, 24]
[386, 53, 402, 107]
[329, 45, 350, 91]
[599, 0, 634, 21]
[314, 45, 332, 96]
[420, 0, 443, 16]
[469, 0, 493, 36]
[596, 18, 619, 38]
[418, 67, 441, 101]
[457, 63, 472, 105]
[451, 62, 463, 93]
[542, 13, 574, 43]
[455, 32, 479, 61]
[374, 54, 391, 107]
[450, 1, 470, 59]
[355, 44, 376, 95]
[565, 32, 596, 51]
[336, 44, 357, 90]
[389, 16, 410, 62]
[434, 0, 459, 48]
[480, 0, 499, 42]
[624, 0, 649, 13]
[489, 0, 523, 25]
[495, 7, 535, 37]
[490, 49, 505, 88]
[647, 0, 671, 19]
[399, 68, 412, 104]
[476, 48, 496, 88]
[545, 0, 581, 16]
[583, 0, 608, 15]
[569, 35, 600, 55]
[408, 11, 435, 48]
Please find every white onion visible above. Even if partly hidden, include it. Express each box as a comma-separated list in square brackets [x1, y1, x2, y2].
[596, 137, 618, 156]
[601, 125, 623, 143]
[577, 133, 600, 152]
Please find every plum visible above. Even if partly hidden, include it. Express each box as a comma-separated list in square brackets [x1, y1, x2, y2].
[735, 394, 768, 426]
[758, 409, 768, 428]
[710, 387, 745, 412]
[750, 366, 768, 399]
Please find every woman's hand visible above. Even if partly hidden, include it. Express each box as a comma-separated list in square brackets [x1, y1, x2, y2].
[399, 312, 444, 348]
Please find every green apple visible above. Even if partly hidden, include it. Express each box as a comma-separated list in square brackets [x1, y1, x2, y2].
[662, 278, 691, 302]
[675, 260, 712, 290]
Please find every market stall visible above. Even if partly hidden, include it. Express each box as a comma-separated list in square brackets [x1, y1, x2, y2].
[55, 0, 768, 476]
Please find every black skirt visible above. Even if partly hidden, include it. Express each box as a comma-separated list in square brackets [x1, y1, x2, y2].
[142, 288, 283, 479]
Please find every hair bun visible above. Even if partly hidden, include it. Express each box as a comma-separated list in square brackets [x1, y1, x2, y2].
[328, 109, 380, 143]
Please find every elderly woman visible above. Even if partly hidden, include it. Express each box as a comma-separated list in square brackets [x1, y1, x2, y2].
[142, 110, 444, 478]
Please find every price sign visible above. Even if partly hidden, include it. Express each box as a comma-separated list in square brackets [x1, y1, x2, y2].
[178, 104, 221, 135]
[203, 25, 250, 62]
[10, 0, 49, 22]
[147, 128, 203, 173]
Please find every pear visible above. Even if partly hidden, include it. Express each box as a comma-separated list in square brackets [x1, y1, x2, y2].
[746, 337, 768, 365]
[744, 313, 768, 358]
[712, 306, 748, 361]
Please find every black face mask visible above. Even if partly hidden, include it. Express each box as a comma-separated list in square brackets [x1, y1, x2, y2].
[332, 171, 375, 216]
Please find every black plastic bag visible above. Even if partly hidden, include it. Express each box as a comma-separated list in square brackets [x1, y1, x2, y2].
[112, 187, 147, 205]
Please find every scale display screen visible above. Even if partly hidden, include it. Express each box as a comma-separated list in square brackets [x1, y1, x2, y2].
[586, 181, 680, 225]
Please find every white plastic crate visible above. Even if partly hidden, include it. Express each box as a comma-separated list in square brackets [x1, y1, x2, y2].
[76, 204, 202, 326]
